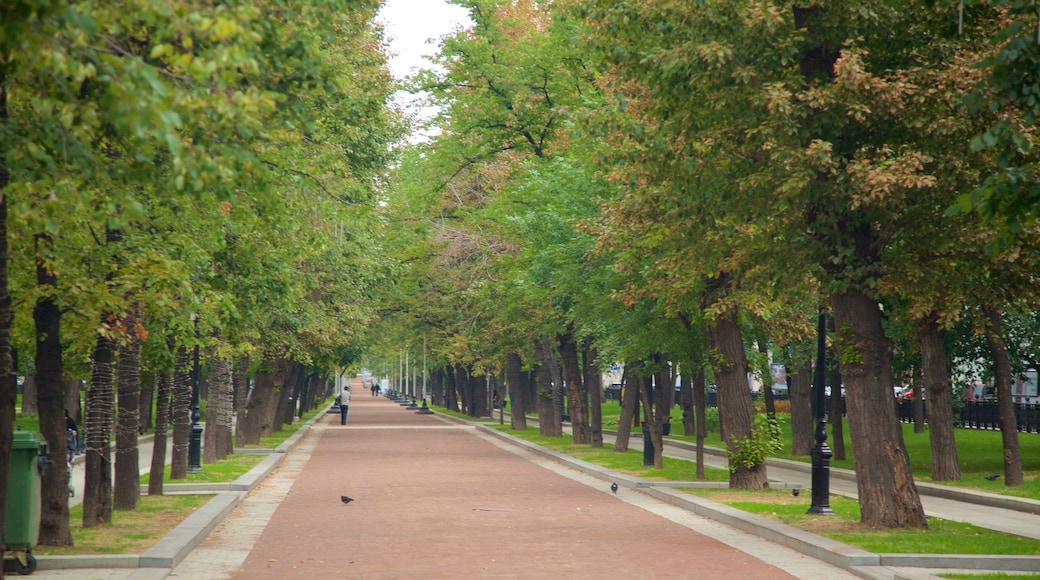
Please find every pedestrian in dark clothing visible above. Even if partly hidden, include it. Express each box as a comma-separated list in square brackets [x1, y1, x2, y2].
[338, 386, 351, 425]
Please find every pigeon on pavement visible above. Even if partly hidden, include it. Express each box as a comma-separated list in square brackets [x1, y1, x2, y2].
[792, 486, 800, 497]
[984, 474, 1000, 481]
[341, 495, 354, 504]
[610, 482, 618, 494]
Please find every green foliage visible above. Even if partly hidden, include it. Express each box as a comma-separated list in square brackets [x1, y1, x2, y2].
[726, 413, 782, 472]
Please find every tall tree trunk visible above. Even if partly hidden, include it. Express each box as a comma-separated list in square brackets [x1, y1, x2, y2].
[534, 342, 561, 437]
[20, 373, 36, 414]
[261, 361, 294, 439]
[83, 329, 115, 528]
[706, 311, 767, 490]
[693, 366, 708, 479]
[584, 341, 603, 448]
[614, 364, 637, 452]
[830, 289, 926, 527]
[679, 370, 695, 436]
[558, 330, 590, 444]
[642, 354, 670, 469]
[983, 305, 1023, 486]
[442, 367, 456, 412]
[169, 346, 192, 479]
[204, 354, 233, 463]
[758, 342, 776, 417]
[233, 357, 250, 444]
[148, 349, 173, 495]
[506, 352, 527, 430]
[138, 374, 154, 434]
[237, 359, 285, 447]
[266, 360, 300, 436]
[916, 314, 959, 481]
[0, 82, 15, 572]
[454, 365, 472, 417]
[540, 335, 565, 430]
[34, 236, 72, 545]
[789, 359, 813, 456]
[114, 303, 141, 510]
[910, 365, 925, 433]
[65, 379, 82, 426]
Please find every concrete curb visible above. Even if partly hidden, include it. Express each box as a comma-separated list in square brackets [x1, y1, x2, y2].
[625, 430, 1040, 517]
[467, 419, 1040, 576]
[35, 405, 329, 573]
[137, 491, 244, 569]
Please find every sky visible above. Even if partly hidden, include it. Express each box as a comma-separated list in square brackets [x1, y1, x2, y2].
[377, 0, 471, 133]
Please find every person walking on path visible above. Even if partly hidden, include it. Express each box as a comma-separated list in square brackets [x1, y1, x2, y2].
[338, 385, 351, 425]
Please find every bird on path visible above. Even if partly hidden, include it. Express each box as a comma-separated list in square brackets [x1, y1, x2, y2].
[610, 482, 618, 494]
[341, 495, 354, 504]
[792, 486, 800, 497]
[984, 474, 1000, 481]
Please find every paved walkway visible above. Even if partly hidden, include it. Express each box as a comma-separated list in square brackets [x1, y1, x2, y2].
[26, 396, 1040, 579]
[175, 396, 855, 579]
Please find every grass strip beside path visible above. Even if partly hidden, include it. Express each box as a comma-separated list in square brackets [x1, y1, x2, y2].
[34, 495, 212, 556]
[689, 489, 1040, 556]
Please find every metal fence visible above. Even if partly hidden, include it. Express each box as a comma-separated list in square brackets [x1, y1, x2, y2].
[897, 399, 1040, 434]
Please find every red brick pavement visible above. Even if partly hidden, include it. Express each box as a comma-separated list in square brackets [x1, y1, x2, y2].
[230, 396, 799, 579]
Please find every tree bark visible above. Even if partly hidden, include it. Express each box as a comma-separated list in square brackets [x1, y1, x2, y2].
[169, 346, 191, 479]
[20, 373, 36, 414]
[539, 335, 565, 429]
[237, 360, 280, 446]
[138, 374, 154, 434]
[679, 370, 695, 436]
[148, 353, 173, 495]
[915, 314, 960, 481]
[983, 305, 1024, 486]
[789, 359, 813, 456]
[647, 354, 671, 469]
[204, 354, 233, 463]
[83, 329, 115, 528]
[830, 289, 926, 527]
[0, 84, 16, 573]
[693, 366, 708, 479]
[614, 364, 637, 453]
[707, 311, 767, 490]
[34, 239, 72, 544]
[758, 342, 776, 417]
[534, 340, 561, 437]
[261, 361, 295, 438]
[114, 303, 142, 511]
[233, 356, 250, 443]
[558, 330, 590, 444]
[583, 341, 603, 448]
[65, 379, 82, 426]
[506, 352, 527, 430]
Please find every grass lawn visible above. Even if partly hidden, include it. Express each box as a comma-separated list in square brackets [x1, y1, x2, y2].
[33, 494, 212, 556]
[940, 575, 1040, 579]
[141, 452, 265, 484]
[689, 489, 1040, 556]
[486, 424, 730, 482]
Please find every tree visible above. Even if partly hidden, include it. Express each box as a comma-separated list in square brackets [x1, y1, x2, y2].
[959, 0, 1040, 241]
[114, 303, 143, 510]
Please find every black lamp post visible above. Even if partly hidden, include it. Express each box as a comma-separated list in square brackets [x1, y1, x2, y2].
[808, 308, 833, 515]
[188, 316, 203, 473]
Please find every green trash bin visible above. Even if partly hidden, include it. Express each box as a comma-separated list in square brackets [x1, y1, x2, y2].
[4, 431, 46, 575]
